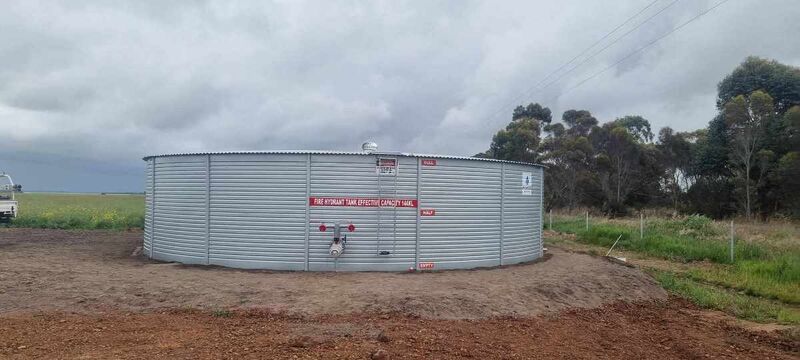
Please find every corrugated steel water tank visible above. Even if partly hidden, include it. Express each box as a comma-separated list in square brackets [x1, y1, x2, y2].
[143, 149, 543, 271]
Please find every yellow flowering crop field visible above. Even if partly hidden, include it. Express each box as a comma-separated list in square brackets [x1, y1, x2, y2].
[8, 193, 144, 229]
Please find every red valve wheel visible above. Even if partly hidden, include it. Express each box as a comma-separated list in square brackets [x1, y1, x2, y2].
[348, 224, 355, 232]
[319, 224, 327, 232]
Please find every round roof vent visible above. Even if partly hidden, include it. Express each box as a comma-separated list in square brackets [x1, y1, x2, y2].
[361, 141, 378, 154]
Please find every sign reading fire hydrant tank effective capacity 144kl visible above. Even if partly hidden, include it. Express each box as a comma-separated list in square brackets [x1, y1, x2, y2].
[522, 172, 532, 195]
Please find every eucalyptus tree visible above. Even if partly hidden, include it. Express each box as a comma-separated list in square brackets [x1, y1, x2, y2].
[657, 127, 694, 212]
[591, 123, 641, 213]
[482, 103, 552, 164]
[723, 90, 775, 219]
[540, 118, 594, 210]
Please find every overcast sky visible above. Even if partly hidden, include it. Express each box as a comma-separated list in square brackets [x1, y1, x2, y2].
[1, 0, 798, 192]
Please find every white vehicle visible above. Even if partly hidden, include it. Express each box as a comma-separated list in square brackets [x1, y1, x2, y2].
[0, 173, 18, 221]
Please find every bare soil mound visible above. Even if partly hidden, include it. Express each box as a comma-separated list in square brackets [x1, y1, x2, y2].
[0, 228, 665, 319]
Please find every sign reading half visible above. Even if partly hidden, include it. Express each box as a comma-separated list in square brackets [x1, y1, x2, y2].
[522, 172, 533, 195]
[376, 158, 398, 176]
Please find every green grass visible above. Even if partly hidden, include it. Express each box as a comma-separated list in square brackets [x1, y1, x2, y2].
[650, 269, 800, 325]
[551, 214, 800, 323]
[686, 255, 800, 305]
[7, 193, 144, 230]
[551, 217, 768, 264]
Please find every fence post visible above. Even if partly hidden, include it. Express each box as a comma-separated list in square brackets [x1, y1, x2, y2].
[549, 209, 552, 230]
[640, 213, 644, 240]
[729, 220, 735, 263]
[585, 211, 589, 231]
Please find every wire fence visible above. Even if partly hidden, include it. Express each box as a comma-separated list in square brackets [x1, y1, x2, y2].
[544, 209, 741, 263]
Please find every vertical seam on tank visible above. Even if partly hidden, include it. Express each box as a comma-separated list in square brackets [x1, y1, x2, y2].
[205, 154, 211, 265]
[304, 153, 311, 271]
[414, 157, 421, 270]
[151, 157, 156, 258]
[539, 167, 544, 257]
[500, 163, 505, 266]
[376, 155, 381, 255]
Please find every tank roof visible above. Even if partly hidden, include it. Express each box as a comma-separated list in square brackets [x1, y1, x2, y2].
[143, 150, 543, 167]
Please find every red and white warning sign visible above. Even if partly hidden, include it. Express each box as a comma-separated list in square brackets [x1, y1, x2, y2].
[376, 158, 397, 176]
[420, 209, 436, 216]
[421, 159, 437, 166]
[309, 197, 418, 208]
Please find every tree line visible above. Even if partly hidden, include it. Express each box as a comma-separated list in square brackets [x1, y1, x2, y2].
[477, 57, 800, 219]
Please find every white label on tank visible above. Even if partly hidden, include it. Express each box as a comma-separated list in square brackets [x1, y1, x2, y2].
[522, 172, 532, 195]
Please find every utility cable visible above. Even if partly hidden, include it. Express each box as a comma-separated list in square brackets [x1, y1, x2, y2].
[550, 0, 731, 101]
[484, 0, 680, 125]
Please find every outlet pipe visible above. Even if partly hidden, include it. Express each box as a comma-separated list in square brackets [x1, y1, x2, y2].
[319, 222, 356, 257]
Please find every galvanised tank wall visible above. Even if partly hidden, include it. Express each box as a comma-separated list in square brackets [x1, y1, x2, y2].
[418, 158, 502, 269]
[308, 154, 418, 271]
[501, 163, 543, 265]
[152, 155, 208, 265]
[209, 154, 308, 270]
[144, 153, 543, 271]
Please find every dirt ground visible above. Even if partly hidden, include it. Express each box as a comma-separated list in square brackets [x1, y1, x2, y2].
[0, 228, 797, 359]
[0, 228, 665, 319]
[1, 300, 797, 359]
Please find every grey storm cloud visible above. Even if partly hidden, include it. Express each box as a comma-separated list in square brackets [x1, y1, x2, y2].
[0, 0, 799, 192]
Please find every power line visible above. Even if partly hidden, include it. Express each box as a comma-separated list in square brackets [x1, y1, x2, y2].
[517, 0, 681, 101]
[549, 0, 731, 102]
[483, 0, 680, 126]
[432, 0, 660, 125]
[512, 0, 661, 101]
